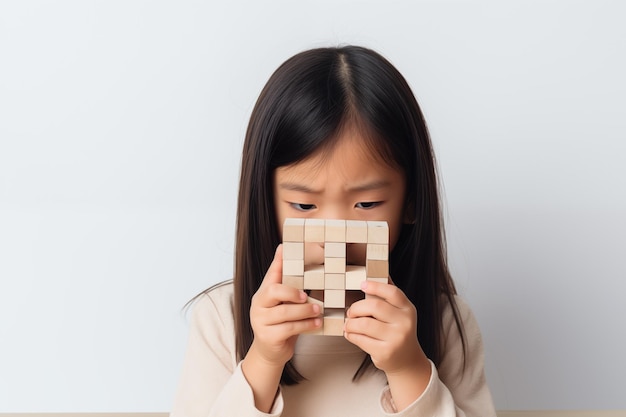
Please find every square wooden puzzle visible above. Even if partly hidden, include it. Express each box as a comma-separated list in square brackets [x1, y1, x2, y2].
[282, 218, 389, 336]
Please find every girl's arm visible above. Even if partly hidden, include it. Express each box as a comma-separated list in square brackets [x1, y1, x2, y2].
[241, 245, 322, 412]
[170, 246, 321, 417]
[344, 280, 432, 409]
[344, 281, 496, 416]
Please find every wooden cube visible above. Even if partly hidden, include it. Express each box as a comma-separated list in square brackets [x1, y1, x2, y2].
[346, 220, 368, 243]
[304, 265, 325, 289]
[281, 218, 389, 336]
[367, 221, 388, 244]
[283, 242, 304, 260]
[324, 273, 345, 289]
[283, 259, 304, 276]
[324, 257, 346, 273]
[345, 265, 366, 290]
[366, 259, 388, 278]
[366, 243, 388, 261]
[323, 308, 345, 336]
[324, 289, 345, 308]
[324, 242, 346, 258]
[304, 218, 325, 242]
[325, 219, 346, 242]
[282, 275, 304, 289]
[283, 218, 305, 242]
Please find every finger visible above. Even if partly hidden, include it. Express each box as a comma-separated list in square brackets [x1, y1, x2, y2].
[263, 302, 322, 326]
[267, 317, 323, 339]
[346, 298, 394, 323]
[256, 282, 307, 307]
[344, 316, 387, 341]
[255, 245, 308, 306]
[360, 280, 411, 309]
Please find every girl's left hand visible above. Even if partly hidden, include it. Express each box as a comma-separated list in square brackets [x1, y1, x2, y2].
[344, 279, 429, 375]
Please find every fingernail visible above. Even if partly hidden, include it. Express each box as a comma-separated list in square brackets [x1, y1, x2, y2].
[360, 281, 368, 291]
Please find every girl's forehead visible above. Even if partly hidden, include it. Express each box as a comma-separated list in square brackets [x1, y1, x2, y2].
[275, 132, 403, 185]
[292, 127, 397, 168]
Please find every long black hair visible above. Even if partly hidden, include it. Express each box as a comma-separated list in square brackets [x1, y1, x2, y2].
[234, 45, 465, 384]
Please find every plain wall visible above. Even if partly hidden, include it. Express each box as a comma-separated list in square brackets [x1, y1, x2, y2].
[1, 0, 624, 412]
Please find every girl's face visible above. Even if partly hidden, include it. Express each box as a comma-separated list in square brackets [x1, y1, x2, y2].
[273, 128, 407, 264]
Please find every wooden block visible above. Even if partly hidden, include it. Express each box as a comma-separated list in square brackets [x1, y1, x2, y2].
[367, 221, 388, 244]
[304, 218, 325, 242]
[324, 273, 345, 289]
[325, 219, 346, 242]
[366, 259, 388, 278]
[283, 242, 304, 260]
[283, 218, 305, 242]
[282, 275, 304, 289]
[324, 257, 346, 273]
[323, 308, 345, 336]
[304, 265, 324, 289]
[324, 242, 346, 258]
[283, 259, 304, 276]
[366, 243, 388, 261]
[346, 220, 368, 243]
[324, 289, 345, 308]
[345, 265, 366, 290]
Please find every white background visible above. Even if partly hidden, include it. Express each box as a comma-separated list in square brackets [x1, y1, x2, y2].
[1, 0, 625, 412]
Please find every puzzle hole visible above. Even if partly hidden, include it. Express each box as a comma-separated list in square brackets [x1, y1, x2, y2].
[302, 242, 367, 267]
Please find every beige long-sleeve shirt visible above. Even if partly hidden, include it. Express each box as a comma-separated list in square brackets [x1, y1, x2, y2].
[170, 281, 496, 417]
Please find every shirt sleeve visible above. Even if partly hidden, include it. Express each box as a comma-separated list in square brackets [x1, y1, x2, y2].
[170, 287, 284, 417]
[378, 296, 497, 417]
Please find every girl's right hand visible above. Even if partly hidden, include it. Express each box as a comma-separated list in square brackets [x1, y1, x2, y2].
[248, 244, 322, 367]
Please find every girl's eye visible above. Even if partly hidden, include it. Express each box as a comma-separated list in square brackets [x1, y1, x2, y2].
[355, 201, 381, 209]
[291, 203, 317, 211]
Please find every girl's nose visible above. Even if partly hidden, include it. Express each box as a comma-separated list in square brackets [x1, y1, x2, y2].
[315, 207, 351, 221]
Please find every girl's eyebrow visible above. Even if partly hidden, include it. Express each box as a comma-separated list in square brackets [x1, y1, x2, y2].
[278, 182, 321, 193]
[346, 180, 391, 192]
[278, 180, 391, 193]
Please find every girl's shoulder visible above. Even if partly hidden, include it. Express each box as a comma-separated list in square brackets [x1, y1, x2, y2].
[440, 293, 484, 344]
[188, 280, 235, 329]
[185, 280, 238, 368]
[443, 294, 473, 318]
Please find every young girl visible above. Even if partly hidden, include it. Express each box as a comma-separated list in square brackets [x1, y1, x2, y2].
[171, 45, 496, 417]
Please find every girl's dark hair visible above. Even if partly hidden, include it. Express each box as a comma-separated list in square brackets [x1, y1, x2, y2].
[234, 45, 465, 384]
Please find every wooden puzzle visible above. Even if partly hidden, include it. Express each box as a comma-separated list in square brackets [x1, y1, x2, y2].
[282, 218, 389, 336]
